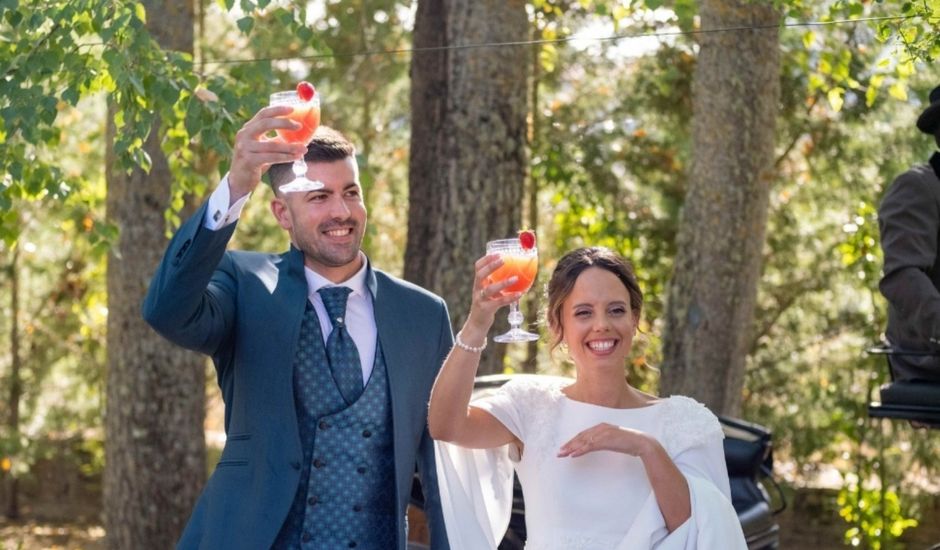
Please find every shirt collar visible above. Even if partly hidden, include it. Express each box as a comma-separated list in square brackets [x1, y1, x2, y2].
[304, 252, 370, 299]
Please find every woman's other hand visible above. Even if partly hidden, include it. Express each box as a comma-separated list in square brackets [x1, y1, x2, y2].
[557, 422, 657, 458]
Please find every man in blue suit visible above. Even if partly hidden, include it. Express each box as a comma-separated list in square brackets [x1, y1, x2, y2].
[143, 104, 452, 549]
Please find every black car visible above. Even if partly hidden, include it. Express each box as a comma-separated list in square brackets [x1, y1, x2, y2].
[411, 374, 783, 550]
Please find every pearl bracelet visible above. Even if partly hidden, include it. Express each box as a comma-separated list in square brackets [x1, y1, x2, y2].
[455, 331, 487, 353]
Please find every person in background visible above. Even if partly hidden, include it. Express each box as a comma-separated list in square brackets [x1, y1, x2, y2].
[878, 84, 940, 383]
[143, 106, 452, 549]
[429, 246, 745, 549]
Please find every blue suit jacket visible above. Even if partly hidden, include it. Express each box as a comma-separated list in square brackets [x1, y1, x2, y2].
[142, 203, 453, 549]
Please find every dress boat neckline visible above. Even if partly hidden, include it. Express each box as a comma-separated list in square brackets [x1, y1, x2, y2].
[555, 384, 665, 411]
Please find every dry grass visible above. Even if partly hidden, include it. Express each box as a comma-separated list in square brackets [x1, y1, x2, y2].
[0, 521, 104, 550]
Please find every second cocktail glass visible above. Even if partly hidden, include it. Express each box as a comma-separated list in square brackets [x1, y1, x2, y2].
[269, 88, 321, 193]
[486, 237, 539, 343]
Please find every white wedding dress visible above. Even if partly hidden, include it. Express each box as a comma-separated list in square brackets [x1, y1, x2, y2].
[435, 375, 747, 550]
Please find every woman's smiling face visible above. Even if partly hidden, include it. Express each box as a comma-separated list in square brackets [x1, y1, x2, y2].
[560, 267, 638, 371]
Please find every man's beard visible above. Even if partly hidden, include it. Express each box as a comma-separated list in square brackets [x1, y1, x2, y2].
[295, 223, 363, 268]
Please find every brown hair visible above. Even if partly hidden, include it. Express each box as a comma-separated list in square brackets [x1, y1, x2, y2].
[267, 126, 356, 192]
[545, 247, 643, 351]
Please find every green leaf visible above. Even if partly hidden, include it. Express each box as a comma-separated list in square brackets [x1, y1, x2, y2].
[128, 75, 145, 96]
[674, 0, 696, 32]
[4, 8, 22, 26]
[133, 2, 146, 23]
[865, 75, 884, 107]
[802, 31, 815, 50]
[827, 87, 845, 112]
[236, 15, 254, 35]
[888, 81, 907, 101]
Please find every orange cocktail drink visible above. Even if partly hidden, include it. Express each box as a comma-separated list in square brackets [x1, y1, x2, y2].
[486, 235, 539, 343]
[276, 102, 321, 144]
[269, 81, 323, 192]
[489, 253, 537, 294]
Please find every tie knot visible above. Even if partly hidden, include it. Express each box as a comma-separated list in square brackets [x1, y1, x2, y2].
[318, 286, 352, 325]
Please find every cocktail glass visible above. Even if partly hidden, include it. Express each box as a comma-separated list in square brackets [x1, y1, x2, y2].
[486, 238, 539, 343]
[269, 89, 321, 192]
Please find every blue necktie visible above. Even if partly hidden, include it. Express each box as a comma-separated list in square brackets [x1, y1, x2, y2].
[318, 286, 363, 404]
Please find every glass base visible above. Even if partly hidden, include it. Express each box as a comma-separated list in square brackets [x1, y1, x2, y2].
[493, 328, 539, 343]
[279, 177, 325, 193]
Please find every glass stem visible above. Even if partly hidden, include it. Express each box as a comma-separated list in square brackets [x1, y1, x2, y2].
[507, 301, 524, 331]
[292, 159, 307, 178]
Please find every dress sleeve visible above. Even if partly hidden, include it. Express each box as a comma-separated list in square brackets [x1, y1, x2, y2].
[469, 377, 535, 445]
[434, 440, 513, 550]
[616, 397, 747, 550]
[432, 379, 539, 550]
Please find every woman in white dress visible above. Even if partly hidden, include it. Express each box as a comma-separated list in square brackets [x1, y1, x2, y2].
[428, 246, 746, 549]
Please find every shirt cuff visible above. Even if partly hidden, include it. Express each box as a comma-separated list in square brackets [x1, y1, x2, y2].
[204, 173, 250, 230]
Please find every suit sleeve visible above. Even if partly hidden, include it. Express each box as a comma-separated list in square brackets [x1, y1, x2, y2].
[878, 170, 940, 344]
[417, 298, 454, 550]
[141, 201, 238, 357]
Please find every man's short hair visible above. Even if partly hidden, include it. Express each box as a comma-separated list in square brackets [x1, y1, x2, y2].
[267, 126, 356, 192]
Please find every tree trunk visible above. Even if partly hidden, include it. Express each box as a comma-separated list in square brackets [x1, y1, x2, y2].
[5, 243, 20, 520]
[407, 0, 530, 375]
[660, 0, 780, 416]
[104, 1, 205, 548]
[523, 22, 541, 374]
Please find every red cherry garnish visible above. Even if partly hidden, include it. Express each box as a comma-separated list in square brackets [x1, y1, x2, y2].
[519, 230, 536, 250]
[296, 81, 316, 102]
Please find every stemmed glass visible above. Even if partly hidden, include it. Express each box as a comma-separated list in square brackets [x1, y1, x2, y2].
[486, 237, 539, 343]
[269, 88, 321, 192]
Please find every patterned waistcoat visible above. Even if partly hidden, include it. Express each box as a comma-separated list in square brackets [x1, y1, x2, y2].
[272, 302, 397, 549]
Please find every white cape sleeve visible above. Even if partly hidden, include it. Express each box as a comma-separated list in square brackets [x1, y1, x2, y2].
[616, 473, 747, 550]
[617, 396, 747, 549]
[433, 378, 535, 550]
[434, 441, 514, 549]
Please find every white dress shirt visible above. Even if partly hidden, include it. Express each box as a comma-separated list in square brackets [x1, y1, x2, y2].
[204, 175, 378, 384]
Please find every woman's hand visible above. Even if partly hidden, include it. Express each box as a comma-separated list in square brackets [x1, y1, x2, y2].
[461, 254, 523, 339]
[557, 422, 657, 458]
[559, 422, 692, 532]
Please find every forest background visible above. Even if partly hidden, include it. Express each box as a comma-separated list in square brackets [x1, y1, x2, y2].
[1, 0, 939, 548]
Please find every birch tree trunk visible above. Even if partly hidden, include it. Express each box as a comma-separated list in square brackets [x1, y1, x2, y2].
[660, 0, 781, 416]
[407, 0, 530, 374]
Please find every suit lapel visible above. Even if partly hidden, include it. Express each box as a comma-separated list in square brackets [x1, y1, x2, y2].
[273, 245, 309, 342]
[369, 267, 412, 476]
[268, 245, 308, 440]
[370, 267, 407, 415]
